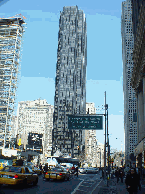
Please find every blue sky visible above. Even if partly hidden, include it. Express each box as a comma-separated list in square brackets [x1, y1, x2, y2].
[1, 0, 125, 152]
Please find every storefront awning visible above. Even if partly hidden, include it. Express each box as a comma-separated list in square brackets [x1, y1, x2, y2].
[134, 138, 145, 156]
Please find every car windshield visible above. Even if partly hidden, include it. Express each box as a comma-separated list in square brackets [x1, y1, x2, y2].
[3, 166, 22, 173]
[50, 168, 62, 172]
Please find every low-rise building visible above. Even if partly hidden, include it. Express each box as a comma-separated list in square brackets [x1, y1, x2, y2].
[17, 99, 54, 155]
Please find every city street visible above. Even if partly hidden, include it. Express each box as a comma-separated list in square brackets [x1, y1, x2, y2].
[0, 173, 102, 194]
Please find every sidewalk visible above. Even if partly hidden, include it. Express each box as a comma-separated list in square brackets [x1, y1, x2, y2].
[92, 176, 145, 194]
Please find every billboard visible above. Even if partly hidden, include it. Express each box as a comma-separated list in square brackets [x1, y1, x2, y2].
[28, 133, 43, 146]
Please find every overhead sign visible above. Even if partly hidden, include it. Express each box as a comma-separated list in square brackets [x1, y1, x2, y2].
[68, 115, 103, 130]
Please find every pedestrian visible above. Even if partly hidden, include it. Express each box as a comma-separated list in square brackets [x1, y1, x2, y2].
[71, 165, 75, 178]
[71, 165, 75, 173]
[75, 166, 78, 177]
[124, 165, 130, 177]
[43, 163, 48, 179]
[119, 168, 124, 183]
[115, 167, 120, 183]
[39, 163, 42, 170]
[125, 168, 141, 194]
[143, 167, 145, 179]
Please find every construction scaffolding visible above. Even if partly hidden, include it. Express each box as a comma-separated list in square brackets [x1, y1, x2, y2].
[0, 16, 26, 148]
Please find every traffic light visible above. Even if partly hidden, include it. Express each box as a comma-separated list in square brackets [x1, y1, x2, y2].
[77, 146, 79, 149]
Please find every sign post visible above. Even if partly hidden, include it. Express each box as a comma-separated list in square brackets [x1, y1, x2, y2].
[67, 91, 109, 187]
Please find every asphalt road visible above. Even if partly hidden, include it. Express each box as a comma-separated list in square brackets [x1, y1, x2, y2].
[0, 173, 102, 194]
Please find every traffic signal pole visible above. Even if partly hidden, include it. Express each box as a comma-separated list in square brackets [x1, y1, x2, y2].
[104, 91, 110, 187]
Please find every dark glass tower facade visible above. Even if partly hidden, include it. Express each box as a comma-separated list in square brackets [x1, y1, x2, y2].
[52, 6, 87, 157]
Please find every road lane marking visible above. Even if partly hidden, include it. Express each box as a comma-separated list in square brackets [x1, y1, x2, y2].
[80, 185, 91, 187]
[90, 179, 103, 194]
[71, 174, 102, 194]
[77, 189, 88, 192]
[71, 179, 84, 194]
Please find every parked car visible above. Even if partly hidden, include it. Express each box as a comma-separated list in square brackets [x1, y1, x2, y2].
[81, 167, 98, 174]
[78, 168, 85, 173]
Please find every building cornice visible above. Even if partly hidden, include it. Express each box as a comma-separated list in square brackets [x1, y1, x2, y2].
[131, 4, 145, 90]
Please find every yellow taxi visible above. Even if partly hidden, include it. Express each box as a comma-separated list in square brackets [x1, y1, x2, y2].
[0, 163, 5, 171]
[0, 160, 38, 187]
[27, 165, 42, 175]
[45, 167, 70, 181]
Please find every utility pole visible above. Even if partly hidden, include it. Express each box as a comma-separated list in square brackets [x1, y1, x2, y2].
[104, 91, 107, 181]
[107, 103, 110, 180]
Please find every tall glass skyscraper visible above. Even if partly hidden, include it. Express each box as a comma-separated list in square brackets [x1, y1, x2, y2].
[52, 6, 87, 157]
[121, 0, 137, 165]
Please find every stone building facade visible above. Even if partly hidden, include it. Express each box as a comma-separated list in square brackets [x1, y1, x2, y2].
[131, 1, 145, 170]
[121, 0, 137, 166]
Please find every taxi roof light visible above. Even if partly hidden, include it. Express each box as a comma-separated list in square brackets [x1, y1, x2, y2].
[59, 173, 62, 176]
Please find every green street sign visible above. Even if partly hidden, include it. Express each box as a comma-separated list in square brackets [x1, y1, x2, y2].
[68, 115, 103, 130]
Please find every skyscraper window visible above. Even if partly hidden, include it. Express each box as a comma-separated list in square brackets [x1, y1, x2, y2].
[52, 6, 87, 157]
